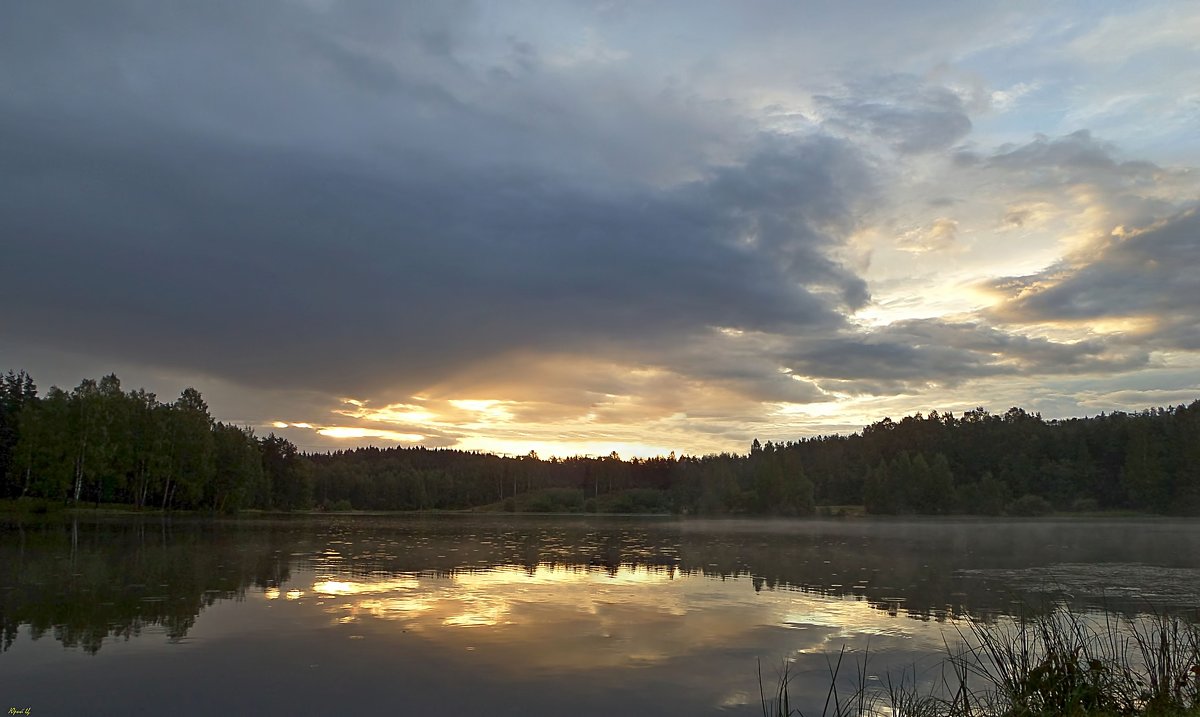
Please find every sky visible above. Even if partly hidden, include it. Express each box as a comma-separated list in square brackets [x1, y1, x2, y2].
[2, 1, 1198, 457]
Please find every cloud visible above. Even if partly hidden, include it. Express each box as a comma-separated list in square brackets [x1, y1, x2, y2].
[897, 218, 959, 253]
[818, 75, 973, 154]
[952, 131, 1189, 222]
[986, 207, 1200, 351]
[777, 319, 1145, 395]
[0, 57, 876, 405]
[985, 130, 1158, 179]
[1000, 201, 1057, 230]
[1066, 4, 1200, 67]
[938, 129, 1196, 264]
[2, 1, 1199, 454]
[989, 82, 1039, 112]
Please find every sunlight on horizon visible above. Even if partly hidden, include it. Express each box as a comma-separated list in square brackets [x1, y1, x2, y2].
[316, 426, 426, 442]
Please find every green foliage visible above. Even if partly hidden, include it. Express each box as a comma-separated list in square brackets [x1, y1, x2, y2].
[956, 473, 1011, 515]
[210, 423, 263, 513]
[165, 387, 216, 509]
[602, 488, 670, 514]
[0, 370, 37, 498]
[261, 433, 314, 511]
[524, 488, 585, 513]
[1123, 425, 1169, 512]
[923, 453, 955, 514]
[697, 460, 741, 514]
[1, 370, 303, 513]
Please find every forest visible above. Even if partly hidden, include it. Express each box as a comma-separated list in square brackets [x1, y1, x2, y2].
[0, 371, 310, 512]
[1, 369, 1198, 516]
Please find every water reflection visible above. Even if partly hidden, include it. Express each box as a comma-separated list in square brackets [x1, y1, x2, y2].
[4, 515, 1200, 656]
[0, 517, 292, 654]
[243, 557, 948, 709]
[2, 515, 1199, 715]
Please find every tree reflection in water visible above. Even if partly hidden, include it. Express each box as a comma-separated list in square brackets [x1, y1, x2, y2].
[2, 514, 1199, 655]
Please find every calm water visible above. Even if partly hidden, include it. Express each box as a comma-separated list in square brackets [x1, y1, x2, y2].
[2, 514, 1199, 715]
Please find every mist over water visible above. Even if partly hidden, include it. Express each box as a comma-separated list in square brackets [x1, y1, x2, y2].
[2, 515, 1198, 715]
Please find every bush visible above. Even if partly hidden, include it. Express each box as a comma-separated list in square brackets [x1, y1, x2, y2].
[526, 488, 584, 513]
[1008, 493, 1052, 517]
[605, 489, 669, 514]
[1070, 497, 1100, 513]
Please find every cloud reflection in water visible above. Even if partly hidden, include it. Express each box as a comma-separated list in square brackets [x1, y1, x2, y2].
[291, 563, 940, 676]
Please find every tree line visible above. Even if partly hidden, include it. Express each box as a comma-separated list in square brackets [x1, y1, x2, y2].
[306, 402, 1200, 517]
[0, 370, 312, 511]
[2, 369, 1198, 515]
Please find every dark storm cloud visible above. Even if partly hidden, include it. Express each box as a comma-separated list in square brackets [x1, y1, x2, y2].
[987, 207, 1200, 350]
[0, 1, 877, 398]
[818, 75, 973, 154]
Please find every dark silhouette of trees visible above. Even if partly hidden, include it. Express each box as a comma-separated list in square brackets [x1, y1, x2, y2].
[0, 370, 37, 497]
[2, 371, 307, 512]
[3, 368, 1199, 516]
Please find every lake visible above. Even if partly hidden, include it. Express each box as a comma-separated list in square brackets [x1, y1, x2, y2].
[2, 514, 1199, 715]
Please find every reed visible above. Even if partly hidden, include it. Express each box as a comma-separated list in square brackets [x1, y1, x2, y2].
[763, 605, 1200, 716]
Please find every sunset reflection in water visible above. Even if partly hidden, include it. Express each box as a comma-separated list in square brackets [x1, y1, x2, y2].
[7, 517, 1200, 716]
[266, 563, 944, 677]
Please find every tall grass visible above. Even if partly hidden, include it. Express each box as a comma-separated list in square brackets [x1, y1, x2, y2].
[763, 605, 1200, 716]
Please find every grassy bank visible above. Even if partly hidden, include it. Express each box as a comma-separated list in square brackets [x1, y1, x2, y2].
[764, 605, 1200, 716]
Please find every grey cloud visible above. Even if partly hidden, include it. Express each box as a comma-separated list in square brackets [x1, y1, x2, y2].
[987, 206, 1200, 350]
[4, 2, 881, 400]
[960, 131, 1182, 224]
[987, 130, 1161, 179]
[652, 338, 831, 405]
[630, 312, 1147, 405]
[779, 319, 1147, 394]
[952, 131, 1146, 176]
[952, 129, 1191, 241]
[1, 80, 874, 403]
[818, 75, 973, 154]
[0, 0, 739, 186]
